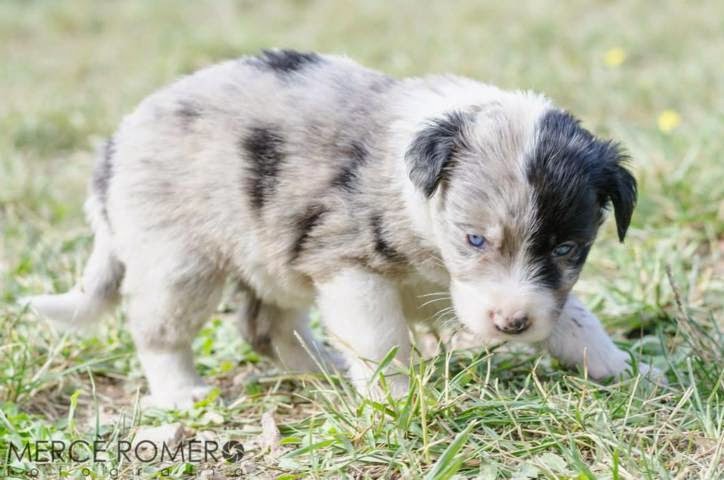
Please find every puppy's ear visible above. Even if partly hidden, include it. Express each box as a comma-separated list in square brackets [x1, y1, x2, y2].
[598, 145, 637, 242]
[406, 111, 471, 197]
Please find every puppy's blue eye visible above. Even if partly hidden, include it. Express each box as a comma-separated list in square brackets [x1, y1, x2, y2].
[552, 242, 576, 257]
[467, 234, 487, 249]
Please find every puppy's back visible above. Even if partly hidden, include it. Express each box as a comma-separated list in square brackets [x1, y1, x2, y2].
[102, 52, 400, 285]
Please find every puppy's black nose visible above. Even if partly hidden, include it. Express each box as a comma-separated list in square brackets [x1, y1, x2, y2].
[496, 312, 530, 334]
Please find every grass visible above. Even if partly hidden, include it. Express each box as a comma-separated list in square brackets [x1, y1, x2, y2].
[0, 0, 722, 478]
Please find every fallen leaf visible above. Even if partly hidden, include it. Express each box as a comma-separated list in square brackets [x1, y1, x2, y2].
[132, 423, 184, 449]
[260, 410, 281, 453]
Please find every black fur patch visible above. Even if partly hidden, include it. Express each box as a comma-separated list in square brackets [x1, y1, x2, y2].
[92, 137, 115, 223]
[406, 111, 472, 197]
[330, 141, 368, 192]
[241, 126, 285, 212]
[526, 110, 636, 289]
[370, 213, 404, 262]
[250, 49, 321, 74]
[290, 204, 327, 262]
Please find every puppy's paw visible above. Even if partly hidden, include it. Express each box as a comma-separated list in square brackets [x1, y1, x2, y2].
[584, 349, 667, 386]
[583, 348, 629, 380]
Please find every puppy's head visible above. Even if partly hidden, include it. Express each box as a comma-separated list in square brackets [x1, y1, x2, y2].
[406, 97, 636, 343]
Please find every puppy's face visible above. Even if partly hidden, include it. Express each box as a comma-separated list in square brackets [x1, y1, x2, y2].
[406, 101, 636, 343]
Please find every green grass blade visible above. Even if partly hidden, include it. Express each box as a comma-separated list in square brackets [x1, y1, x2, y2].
[424, 420, 476, 480]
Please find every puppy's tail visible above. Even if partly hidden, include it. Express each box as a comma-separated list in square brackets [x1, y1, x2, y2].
[22, 197, 124, 330]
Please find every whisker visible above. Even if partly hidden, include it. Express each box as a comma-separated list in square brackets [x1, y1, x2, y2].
[440, 315, 460, 329]
[419, 296, 452, 309]
[432, 306, 455, 323]
[417, 291, 450, 299]
[417, 291, 450, 298]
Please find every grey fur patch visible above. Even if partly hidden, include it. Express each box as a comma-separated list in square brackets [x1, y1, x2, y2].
[237, 284, 273, 357]
[246, 298, 273, 355]
[369, 76, 397, 93]
[176, 99, 201, 127]
[92, 137, 115, 223]
[330, 141, 368, 192]
[241, 126, 285, 212]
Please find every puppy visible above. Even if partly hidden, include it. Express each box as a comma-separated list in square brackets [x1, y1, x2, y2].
[26, 49, 657, 407]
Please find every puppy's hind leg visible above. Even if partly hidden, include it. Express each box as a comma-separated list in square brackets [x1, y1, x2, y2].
[236, 287, 339, 373]
[124, 250, 225, 409]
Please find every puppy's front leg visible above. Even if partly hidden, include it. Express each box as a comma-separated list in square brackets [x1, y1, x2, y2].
[316, 268, 411, 398]
[546, 295, 662, 381]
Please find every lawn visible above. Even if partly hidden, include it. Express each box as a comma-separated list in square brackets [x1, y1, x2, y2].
[0, 1, 722, 478]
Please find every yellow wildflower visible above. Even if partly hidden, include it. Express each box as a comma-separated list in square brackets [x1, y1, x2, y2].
[657, 110, 681, 133]
[604, 47, 626, 67]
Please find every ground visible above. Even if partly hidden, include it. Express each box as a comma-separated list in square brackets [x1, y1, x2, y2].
[0, 1, 722, 479]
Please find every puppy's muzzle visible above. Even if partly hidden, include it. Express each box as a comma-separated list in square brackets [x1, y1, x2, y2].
[491, 310, 530, 335]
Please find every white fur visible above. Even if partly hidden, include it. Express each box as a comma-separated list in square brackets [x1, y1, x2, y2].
[316, 268, 411, 397]
[137, 350, 212, 409]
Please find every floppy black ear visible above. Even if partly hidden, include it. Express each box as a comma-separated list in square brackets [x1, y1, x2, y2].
[599, 147, 637, 242]
[405, 111, 471, 197]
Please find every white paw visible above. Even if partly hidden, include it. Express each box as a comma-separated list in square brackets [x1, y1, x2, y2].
[583, 348, 629, 380]
[142, 385, 213, 410]
[584, 349, 667, 386]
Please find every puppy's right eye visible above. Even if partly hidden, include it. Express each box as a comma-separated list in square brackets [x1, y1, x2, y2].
[552, 241, 576, 257]
[466, 234, 487, 249]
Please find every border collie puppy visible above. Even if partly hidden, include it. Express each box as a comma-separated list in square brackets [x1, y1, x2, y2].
[25, 50, 659, 407]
